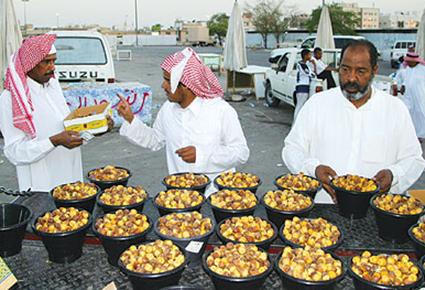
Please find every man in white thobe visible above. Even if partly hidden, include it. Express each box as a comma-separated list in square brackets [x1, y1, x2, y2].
[282, 40, 425, 204]
[0, 34, 84, 192]
[117, 48, 249, 195]
[400, 52, 425, 141]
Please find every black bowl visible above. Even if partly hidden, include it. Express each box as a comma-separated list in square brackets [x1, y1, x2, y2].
[202, 248, 273, 290]
[153, 191, 206, 217]
[274, 174, 322, 200]
[96, 190, 147, 214]
[275, 250, 346, 290]
[370, 194, 424, 243]
[87, 166, 131, 190]
[154, 214, 215, 266]
[0, 203, 32, 257]
[278, 218, 343, 251]
[92, 214, 152, 266]
[32, 209, 92, 263]
[419, 256, 425, 278]
[161, 287, 205, 290]
[261, 191, 314, 229]
[216, 216, 277, 251]
[408, 223, 425, 257]
[330, 176, 380, 219]
[348, 255, 424, 290]
[213, 173, 262, 194]
[206, 191, 258, 224]
[118, 242, 188, 290]
[162, 172, 211, 194]
[50, 182, 101, 213]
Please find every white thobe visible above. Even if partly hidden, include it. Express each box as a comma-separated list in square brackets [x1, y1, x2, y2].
[401, 64, 425, 138]
[120, 97, 250, 195]
[283, 86, 425, 204]
[0, 77, 83, 192]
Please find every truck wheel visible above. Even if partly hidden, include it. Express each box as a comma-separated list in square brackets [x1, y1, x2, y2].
[265, 82, 280, 107]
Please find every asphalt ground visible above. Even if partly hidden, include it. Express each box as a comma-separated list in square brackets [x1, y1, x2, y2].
[0, 46, 421, 203]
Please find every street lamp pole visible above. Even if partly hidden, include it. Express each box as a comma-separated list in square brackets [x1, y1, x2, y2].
[22, 0, 29, 36]
[134, 0, 139, 47]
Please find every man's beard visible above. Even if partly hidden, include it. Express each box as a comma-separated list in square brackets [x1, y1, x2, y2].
[340, 76, 373, 101]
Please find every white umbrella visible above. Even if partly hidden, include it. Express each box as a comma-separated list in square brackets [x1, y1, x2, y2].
[416, 9, 425, 59]
[315, 5, 335, 50]
[223, 0, 247, 98]
[0, 0, 22, 90]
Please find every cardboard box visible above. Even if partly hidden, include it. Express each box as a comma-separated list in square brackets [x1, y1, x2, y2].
[64, 102, 111, 134]
[408, 189, 425, 205]
[0, 257, 17, 289]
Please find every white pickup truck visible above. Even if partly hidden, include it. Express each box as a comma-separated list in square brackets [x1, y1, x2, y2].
[264, 48, 395, 107]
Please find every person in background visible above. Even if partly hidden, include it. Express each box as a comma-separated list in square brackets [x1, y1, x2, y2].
[294, 49, 316, 121]
[401, 52, 425, 142]
[117, 47, 250, 196]
[308, 47, 337, 89]
[282, 40, 425, 204]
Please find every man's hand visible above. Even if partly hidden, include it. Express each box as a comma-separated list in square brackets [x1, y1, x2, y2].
[106, 115, 114, 132]
[315, 165, 338, 202]
[374, 169, 393, 193]
[116, 94, 134, 124]
[176, 146, 196, 163]
[50, 131, 83, 149]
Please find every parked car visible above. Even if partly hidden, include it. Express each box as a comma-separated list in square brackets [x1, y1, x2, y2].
[50, 30, 116, 83]
[265, 48, 396, 108]
[390, 40, 416, 68]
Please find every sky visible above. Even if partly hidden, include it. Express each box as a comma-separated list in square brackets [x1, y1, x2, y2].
[13, 0, 425, 29]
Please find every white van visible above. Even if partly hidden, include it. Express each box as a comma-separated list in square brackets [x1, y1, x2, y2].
[300, 35, 365, 49]
[51, 30, 116, 83]
[270, 35, 365, 63]
[390, 40, 416, 68]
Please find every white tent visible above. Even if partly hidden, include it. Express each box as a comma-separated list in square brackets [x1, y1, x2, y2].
[315, 5, 335, 50]
[223, 0, 247, 71]
[416, 9, 425, 59]
[0, 0, 22, 91]
[223, 0, 247, 99]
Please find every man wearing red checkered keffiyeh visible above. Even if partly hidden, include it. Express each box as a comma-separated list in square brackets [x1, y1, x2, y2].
[0, 34, 84, 191]
[118, 48, 249, 196]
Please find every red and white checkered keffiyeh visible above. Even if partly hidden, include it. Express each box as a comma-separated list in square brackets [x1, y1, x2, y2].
[160, 47, 223, 99]
[4, 34, 57, 139]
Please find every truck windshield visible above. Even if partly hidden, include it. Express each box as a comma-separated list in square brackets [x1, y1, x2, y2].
[55, 37, 107, 65]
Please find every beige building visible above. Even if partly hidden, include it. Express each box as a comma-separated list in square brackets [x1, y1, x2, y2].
[177, 22, 211, 45]
[242, 12, 256, 31]
[340, 3, 380, 29]
[380, 11, 420, 29]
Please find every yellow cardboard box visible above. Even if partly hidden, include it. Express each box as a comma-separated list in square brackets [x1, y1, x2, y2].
[64, 102, 111, 134]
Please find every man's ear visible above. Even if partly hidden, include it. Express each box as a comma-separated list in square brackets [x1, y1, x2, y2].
[372, 64, 379, 75]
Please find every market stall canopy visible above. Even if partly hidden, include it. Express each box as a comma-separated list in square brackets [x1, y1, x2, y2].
[416, 9, 425, 59]
[0, 0, 22, 91]
[316, 5, 335, 50]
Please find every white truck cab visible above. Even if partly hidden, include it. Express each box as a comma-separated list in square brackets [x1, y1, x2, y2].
[50, 30, 116, 83]
[265, 48, 395, 108]
[265, 48, 338, 107]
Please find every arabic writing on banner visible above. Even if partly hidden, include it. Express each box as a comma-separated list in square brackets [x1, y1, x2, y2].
[62, 82, 152, 126]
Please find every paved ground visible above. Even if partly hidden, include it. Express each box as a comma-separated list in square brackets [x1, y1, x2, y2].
[0, 46, 422, 203]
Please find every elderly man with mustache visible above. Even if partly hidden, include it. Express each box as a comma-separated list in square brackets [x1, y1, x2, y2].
[282, 40, 425, 204]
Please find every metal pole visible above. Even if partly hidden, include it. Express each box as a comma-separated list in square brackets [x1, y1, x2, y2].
[134, 0, 139, 47]
[22, 0, 29, 36]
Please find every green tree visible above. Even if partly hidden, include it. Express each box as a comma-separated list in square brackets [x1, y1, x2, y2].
[151, 24, 162, 32]
[306, 4, 360, 35]
[208, 13, 229, 46]
[248, 0, 288, 48]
